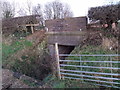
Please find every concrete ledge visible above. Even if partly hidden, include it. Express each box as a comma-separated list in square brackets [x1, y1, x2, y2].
[45, 31, 87, 36]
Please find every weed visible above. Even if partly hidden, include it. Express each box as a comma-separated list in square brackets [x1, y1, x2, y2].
[23, 80, 38, 87]
[53, 81, 65, 88]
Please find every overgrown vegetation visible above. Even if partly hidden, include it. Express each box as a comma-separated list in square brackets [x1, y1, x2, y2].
[2, 37, 52, 80]
[88, 3, 120, 29]
[13, 30, 31, 38]
[2, 39, 33, 66]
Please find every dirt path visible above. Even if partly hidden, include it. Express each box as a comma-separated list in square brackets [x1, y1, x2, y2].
[2, 69, 30, 88]
[2, 69, 53, 89]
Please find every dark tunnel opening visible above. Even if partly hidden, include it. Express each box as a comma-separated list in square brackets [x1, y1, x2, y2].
[58, 45, 75, 60]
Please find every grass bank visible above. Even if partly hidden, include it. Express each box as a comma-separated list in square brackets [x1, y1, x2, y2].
[2, 37, 52, 80]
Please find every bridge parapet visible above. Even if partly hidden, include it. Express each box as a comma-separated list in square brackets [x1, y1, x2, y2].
[46, 31, 88, 46]
[45, 16, 87, 32]
[45, 17, 88, 72]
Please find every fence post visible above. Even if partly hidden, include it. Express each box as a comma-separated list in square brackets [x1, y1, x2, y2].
[110, 56, 113, 86]
[55, 43, 61, 79]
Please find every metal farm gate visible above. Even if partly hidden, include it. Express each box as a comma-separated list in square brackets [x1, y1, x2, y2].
[55, 43, 120, 88]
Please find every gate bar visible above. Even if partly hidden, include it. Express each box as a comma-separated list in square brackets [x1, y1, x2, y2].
[60, 69, 120, 76]
[64, 76, 120, 88]
[60, 64, 120, 70]
[59, 54, 120, 56]
[59, 60, 120, 63]
[60, 72, 120, 80]
[63, 76, 120, 84]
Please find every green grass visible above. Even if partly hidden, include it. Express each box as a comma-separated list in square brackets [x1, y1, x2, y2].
[2, 40, 32, 56]
[2, 39, 33, 66]
[42, 74, 99, 88]
[66, 45, 118, 71]
[53, 81, 65, 88]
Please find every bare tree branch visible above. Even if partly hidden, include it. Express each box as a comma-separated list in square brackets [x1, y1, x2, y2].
[2, 1, 15, 19]
[32, 4, 44, 25]
[44, 0, 73, 20]
[26, 0, 33, 15]
[17, 0, 33, 16]
[17, 8, 27, 16]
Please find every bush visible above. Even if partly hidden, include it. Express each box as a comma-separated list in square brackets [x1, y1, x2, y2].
[10, 41, 52, 80]
[11, 53, 51, 80]
[13, 30, 31, 38]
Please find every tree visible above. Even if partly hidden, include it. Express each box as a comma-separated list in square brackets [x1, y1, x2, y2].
[17, 2, 44, 26]
[17, 0, 33, 16]
[32, 4, 42, 16]
[0, 1, 2, 19]
[44, 0, 73, 20]
[32, 4, 44, 25]
[88, 3, 119, 29]
[118, 2, 120, 21]
[2, 1, 15, 19]
[26, 0, 33, 15]
[62, 4, 73, 18]
[17, 8, 27, 16]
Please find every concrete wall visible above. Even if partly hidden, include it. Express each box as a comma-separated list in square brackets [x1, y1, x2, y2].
[48, 44, 75, 60]
[45, 16, 88, 72]
[48, 44, 75, 72]
[46, 31, 87, 46]
[45, 16, 87, 32]
[46, 31, 88, 73]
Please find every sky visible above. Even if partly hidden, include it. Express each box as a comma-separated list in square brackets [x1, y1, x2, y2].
[4, 0, 120, 17]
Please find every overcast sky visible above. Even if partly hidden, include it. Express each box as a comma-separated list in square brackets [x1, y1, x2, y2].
[5, 0, 120, 17]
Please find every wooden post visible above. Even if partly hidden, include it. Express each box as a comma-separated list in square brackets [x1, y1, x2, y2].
[55, 43, 61, 79]
[31, 26, 34, 33]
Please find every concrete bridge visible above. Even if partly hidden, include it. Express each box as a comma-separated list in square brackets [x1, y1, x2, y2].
[44, 16, 103, 72]
[46, 31, 89, 60]
[45, 16, 88, 60]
